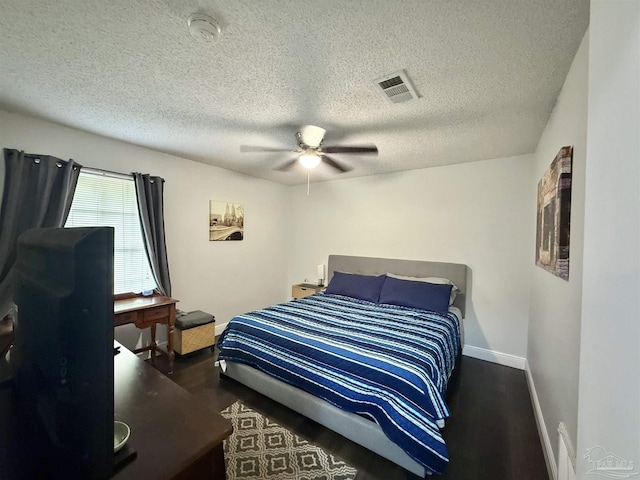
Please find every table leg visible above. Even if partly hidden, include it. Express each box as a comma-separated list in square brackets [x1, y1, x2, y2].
[150, 323, 157, 362]
[172, 443, 226, 480]
[167, 319, 175, 375]
[212, 443, 227, 480]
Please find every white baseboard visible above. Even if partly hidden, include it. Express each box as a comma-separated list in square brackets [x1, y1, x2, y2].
[215, 322, 228, 337]
[137, 325, 226, 356]
[525, 360, 557, 480]
[558, 422, 577, 480]
[462, 344, 526, 370]
[133, 340, 169, 360]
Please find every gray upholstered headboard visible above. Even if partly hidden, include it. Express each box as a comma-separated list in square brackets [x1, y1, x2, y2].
[327, 255, 468, 317]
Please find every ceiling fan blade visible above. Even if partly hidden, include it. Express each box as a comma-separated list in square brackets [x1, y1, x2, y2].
[322, 145, 378, 155]
[275, 158, 299, 171]
[321, 155, 352, 173]
[299, 125, 326, 148]
[240, 145, 296, 153]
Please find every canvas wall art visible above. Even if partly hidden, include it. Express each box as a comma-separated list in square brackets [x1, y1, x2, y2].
[209, 200, 244, 241]
[535, 146, 573, 280]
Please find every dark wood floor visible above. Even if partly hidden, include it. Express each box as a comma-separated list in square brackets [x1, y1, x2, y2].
[150, 350, 549, 480]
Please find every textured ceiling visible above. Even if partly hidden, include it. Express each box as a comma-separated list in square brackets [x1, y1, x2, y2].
[0, 0, 589, 185]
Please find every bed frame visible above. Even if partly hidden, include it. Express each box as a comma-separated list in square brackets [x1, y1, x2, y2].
[221, 255, 468, 477]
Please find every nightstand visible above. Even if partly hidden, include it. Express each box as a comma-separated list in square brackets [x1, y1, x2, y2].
[292, 283, 324, 299]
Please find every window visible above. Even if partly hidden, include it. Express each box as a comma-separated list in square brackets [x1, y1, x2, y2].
[65, 170, 158, 294]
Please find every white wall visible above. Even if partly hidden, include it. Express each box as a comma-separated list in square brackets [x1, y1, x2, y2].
[1, 109, 534, 362]
[577, 1, 640, 476]
[288, 156, 533, 360]
[527, 30, 588, 472]
[0, 110, 290, 350]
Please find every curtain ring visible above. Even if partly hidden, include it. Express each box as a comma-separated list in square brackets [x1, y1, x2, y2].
[33, 158, 41, 164]
[56, 162, 63, 168]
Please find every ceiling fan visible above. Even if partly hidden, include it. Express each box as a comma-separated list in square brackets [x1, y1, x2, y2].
[240, 125, 378, 173]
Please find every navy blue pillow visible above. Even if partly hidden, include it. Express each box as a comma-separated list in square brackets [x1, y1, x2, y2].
[379, 276, 452, 313]
[325, 272, 386, 303]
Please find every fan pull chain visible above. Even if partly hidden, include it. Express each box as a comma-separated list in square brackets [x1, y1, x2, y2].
[307, 169, 310, 196]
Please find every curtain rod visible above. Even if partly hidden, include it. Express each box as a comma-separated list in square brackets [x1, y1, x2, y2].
[82, 166, 133, 181]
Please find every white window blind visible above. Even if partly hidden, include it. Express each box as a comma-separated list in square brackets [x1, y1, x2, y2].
[65, 170, 158, 294]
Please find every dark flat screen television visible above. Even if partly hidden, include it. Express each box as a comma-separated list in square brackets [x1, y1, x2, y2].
[12, 227, 116, 478]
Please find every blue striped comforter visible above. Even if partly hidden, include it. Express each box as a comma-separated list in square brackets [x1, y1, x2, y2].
[216, 293, 461, 474]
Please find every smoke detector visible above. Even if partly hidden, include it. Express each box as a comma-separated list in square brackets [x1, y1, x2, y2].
[187, 14, 221, 44]
[374, 70, 420, 104]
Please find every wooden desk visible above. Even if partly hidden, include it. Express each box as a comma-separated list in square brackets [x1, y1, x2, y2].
[114, 295, 178, 374]
[0, 343, 233, 479]
[113, 344, 232, 479]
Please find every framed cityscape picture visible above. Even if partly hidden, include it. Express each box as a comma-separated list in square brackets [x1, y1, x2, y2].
[535, 146, 573, 280]
[209, 200, 244, 241]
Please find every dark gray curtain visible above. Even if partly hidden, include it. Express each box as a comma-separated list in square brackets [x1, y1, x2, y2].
[133, 173, 171, 297]
[0, 149, 82, 318]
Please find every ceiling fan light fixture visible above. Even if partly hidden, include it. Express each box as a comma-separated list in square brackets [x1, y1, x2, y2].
[240, 125, 377, 175]
[299, 151, 321, 169]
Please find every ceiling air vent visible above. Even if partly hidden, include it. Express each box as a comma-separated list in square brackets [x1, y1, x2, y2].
[374, 70, 419, 104]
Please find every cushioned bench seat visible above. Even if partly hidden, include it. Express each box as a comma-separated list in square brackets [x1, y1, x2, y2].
[175, 310, 215, 355]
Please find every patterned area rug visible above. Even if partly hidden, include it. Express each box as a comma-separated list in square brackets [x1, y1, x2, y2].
[221, 401, 358, 480]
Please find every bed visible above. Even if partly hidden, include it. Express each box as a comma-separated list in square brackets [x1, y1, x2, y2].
[217, 255, 468, 477]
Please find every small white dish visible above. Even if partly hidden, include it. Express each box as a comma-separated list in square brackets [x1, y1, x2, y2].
[114, 421, 131, 453]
